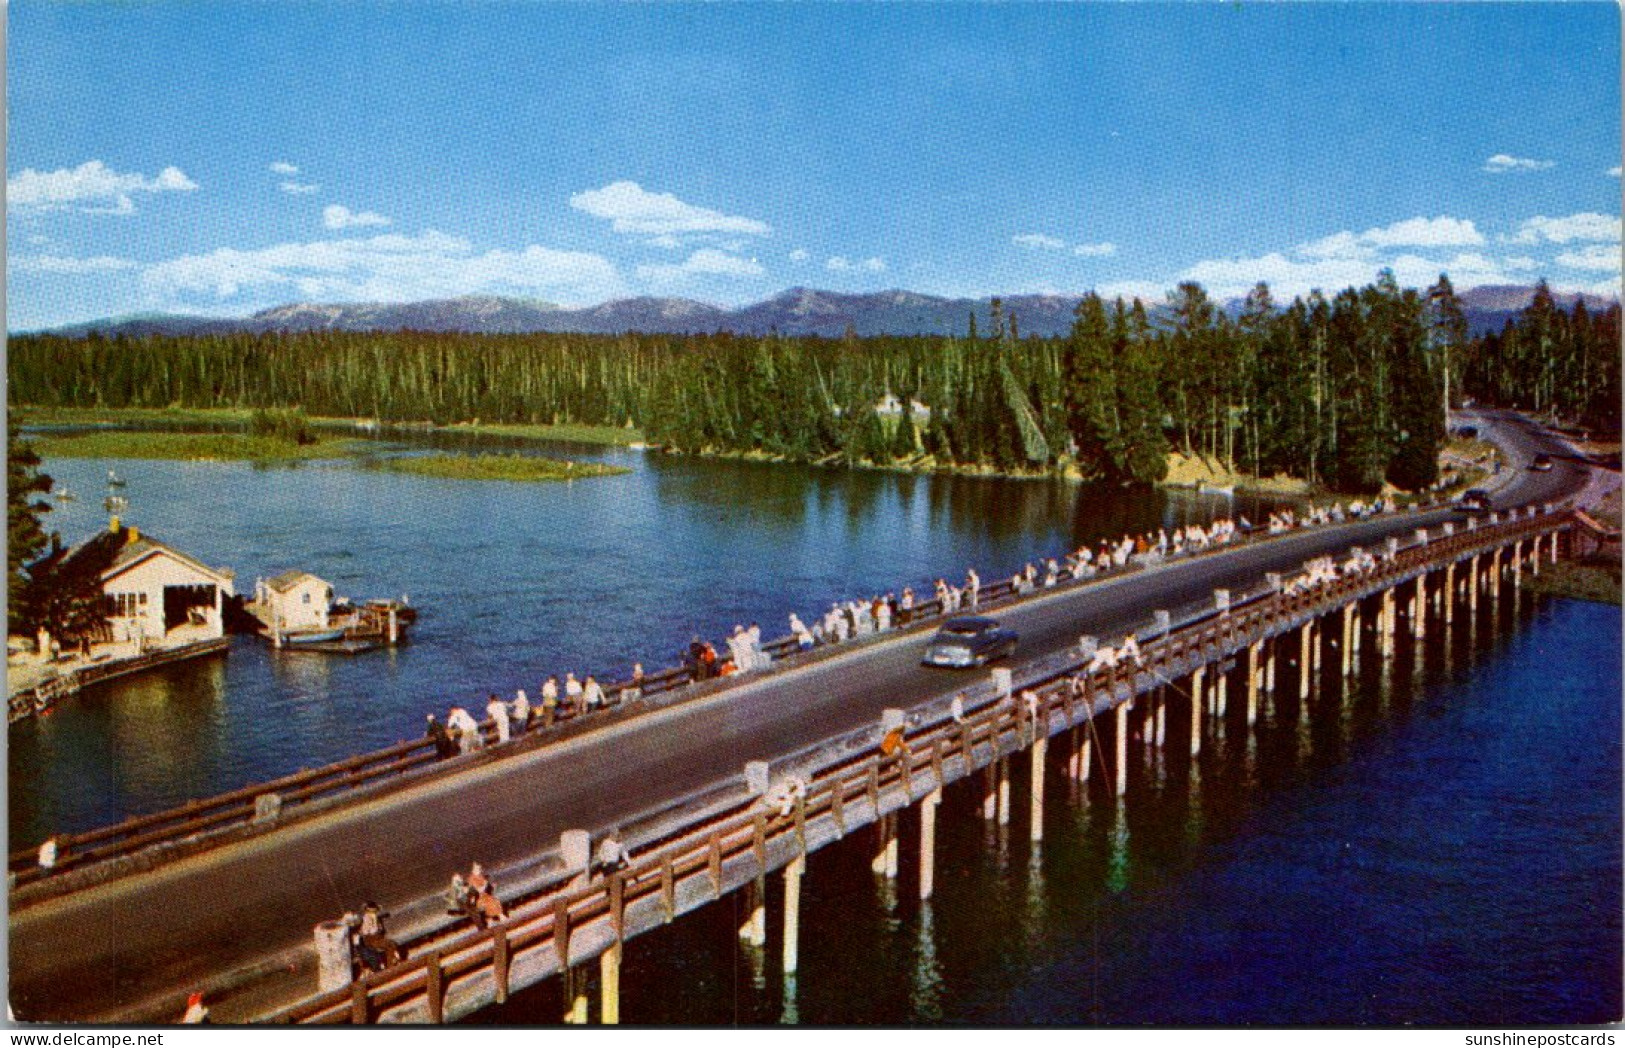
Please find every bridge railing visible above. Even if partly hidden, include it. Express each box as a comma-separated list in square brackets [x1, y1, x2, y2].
[1, 492, 1470, 889]
[0, 492, 1470, 889]
[264, 506, 1564, 1025]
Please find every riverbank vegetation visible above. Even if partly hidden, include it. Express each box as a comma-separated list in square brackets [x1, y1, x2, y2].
[372, 454, 629, 483]
[11, 273, 1618, 494]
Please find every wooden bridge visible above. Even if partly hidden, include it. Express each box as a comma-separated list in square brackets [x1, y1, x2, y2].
[5, 411, 1592, 1024]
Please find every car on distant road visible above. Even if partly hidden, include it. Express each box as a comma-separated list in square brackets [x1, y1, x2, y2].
[1530, 454, 1554, 472]
[921, 616, 1018, 668]
[1458, 488, 1493, 513]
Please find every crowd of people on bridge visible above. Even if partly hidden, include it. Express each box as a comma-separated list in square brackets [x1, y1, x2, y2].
[407, 493, 1412, 768]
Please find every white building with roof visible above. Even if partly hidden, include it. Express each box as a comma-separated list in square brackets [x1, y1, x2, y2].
[255, 571, 334, 633]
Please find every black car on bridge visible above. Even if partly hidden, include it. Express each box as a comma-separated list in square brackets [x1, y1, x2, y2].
[1457, 488, 1494, 513]
[921, 616, 1018, 668]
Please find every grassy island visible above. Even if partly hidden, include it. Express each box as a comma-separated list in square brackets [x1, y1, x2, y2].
[373, 453, 630, 483]
[30, 430, 358, 462]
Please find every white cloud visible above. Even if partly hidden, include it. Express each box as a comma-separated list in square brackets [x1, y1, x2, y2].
[1358, 216, 1485, 248]
[789, 249, 809, 262]
[323, 204, 392, 230]
[269, 161, 299, 175]
[142, 229, 624, 305]
[1072, 241, 1117, 257]
[280, 181, 320, 195]
[1483, 153, 1555, 174]
[1554, 244, 1622, 273]
[645, 234, 683, 250]
[1504, 256, 1539, 271]
[826, 256, 852, 271]
[637, 248, 764, 284]
[9, 254, 139, 274]
[569, 180, 769, 237]
[861, 257, 887, 273]
[1611, 166, 1623, 178]
[1505, 212, 1622, 245]
[1013, 233, 1065, 251]
[7, 160, 197, 214]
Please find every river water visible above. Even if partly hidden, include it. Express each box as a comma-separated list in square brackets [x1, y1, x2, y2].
[13, 437, 1618, 1025]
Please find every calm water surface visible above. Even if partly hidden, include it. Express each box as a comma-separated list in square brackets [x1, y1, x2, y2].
[13, 438, 1265, 843]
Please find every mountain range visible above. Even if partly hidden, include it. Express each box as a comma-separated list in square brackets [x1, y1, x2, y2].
[29, 284, 1618, 341]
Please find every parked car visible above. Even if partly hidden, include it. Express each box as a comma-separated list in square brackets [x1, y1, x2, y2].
[921, 616, 1017, 668]
[1530, 454, 1554, 472]
[1458, 488, 1493, 512]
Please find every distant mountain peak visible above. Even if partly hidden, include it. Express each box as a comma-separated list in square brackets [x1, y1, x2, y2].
[28, 282, 1616, 340]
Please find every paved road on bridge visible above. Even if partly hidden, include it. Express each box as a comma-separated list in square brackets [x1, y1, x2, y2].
[9, 412, 1584, 1022]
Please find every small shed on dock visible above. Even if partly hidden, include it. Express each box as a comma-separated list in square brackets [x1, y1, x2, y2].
[255, 571, 334, 632]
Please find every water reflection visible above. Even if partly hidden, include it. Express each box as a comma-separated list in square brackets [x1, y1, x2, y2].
[909, 904, 944, 1022]
[1107, 799, 1132, 893]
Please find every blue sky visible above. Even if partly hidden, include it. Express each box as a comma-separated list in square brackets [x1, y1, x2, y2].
[7, 3, 1621, 330]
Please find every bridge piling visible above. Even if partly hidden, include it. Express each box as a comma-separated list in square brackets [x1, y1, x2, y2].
[918, 791, 939, 901]
[981, 765, 997, 821]
[1155, 689, 1168, 747]
[1114, 702, 1129, 797]
[739, 876, 767, 945]
[1030, 736, 1047, 842]
[997, 759, 1011, 827]
[1299, 622, 1313, 699]
[600, 943, 620, 1025]
[1246, 642, 1261, 726]
[1413, 577, 1427, 640]
[1469, 553, 1481, 613]
[1445, 563, 1456, 624]
[1189, 666, 1206, 758]
[783, 854, 805, 974]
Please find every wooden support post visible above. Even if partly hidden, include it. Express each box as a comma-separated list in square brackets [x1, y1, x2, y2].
[1445, 563, 1456, 623]
[1266, 639, 1278, 694]
[1189, 666, 1206, 758]
[1030, 737, 1047, 842]
[600, 943, 621, 1025]
[1512, 540, 1523, 588]
[982, 764, 997, 821]
[739, 876, 767, 945]
[1414, 576, 1427, 639]
[1340, 605, 1354, 675]
[1246, 642, 1261, 726]
[565, 966, 589, 1025]
[1532, 535, 1542, 576]
[919, 790, 940, 900]
[1381, 590, 1396, 658]
[1311, 618, 1322, 674]
[783, 854, 805, 974]
[997, 758, 1011, 827]
[1114, 701, 1129, 797]
[1469, 554, 1481, 613]
[1079, 731, 1092, 783]
[1299, 621, 1313, 699]
[1155, 690, 1167, 747]
[885, 813, 900, 879]
[1491, 548, 1502, 601]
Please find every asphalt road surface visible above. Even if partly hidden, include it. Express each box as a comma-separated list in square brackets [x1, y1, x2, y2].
[8, 411, 1585, 1022]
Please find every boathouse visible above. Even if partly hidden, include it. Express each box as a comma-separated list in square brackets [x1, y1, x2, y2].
[45, 521, 235, 646]
[255, 571, 333, 633]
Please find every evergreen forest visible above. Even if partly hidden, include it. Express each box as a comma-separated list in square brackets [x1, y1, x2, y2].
[10, 272, 1618, 495]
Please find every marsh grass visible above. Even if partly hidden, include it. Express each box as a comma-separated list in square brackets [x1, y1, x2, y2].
[372, 453, 630, 483]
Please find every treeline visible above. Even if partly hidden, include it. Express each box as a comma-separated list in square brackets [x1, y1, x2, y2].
[11, 271, 1617, 494]
[1461, 280, 1620, 432]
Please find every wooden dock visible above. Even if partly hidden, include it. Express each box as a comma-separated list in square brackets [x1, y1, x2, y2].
[7, 638, 230, 724]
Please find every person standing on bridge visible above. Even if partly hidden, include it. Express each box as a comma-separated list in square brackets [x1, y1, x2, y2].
[966, 568, 980, 608]
[582, 675, 606, 710]
[425, 714, 456, 760]
[447, 706, 481, 753]
[564, 672, 584, 712]
[790, 613, 814, 651]
[511, 689, 530, 733]
[487, 693, 511, 743]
